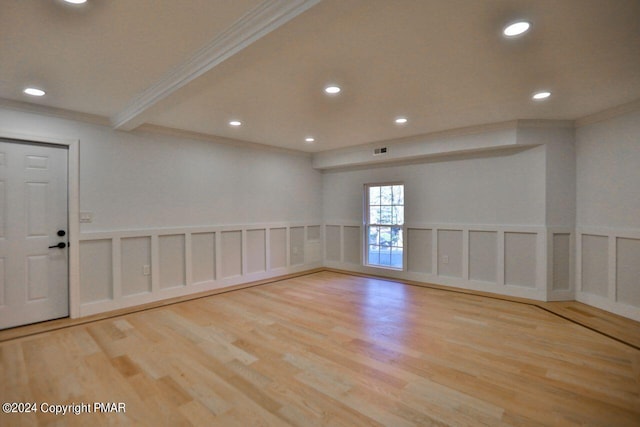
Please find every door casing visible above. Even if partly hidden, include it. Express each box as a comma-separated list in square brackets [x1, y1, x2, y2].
[0, 130, 80, 320]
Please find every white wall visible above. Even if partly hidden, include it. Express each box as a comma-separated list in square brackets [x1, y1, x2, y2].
[321, 122, 583, 302]
[576, 111, 640, 229]
[515, 126, 576, 228]
[0, 107, 322, 231]
[81, 131, 322, 231]
[3, 102, 638, 322]
[322, 142, 554, 300]
[323, 147, 547, 226]
[575, 109, 640, 321]
[521, 126, 576, 301]
[313, 125, 520, 170]
[0, 105, 324, 315]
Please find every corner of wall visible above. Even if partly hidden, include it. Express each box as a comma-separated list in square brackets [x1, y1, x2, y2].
[573, 106, 640, 322]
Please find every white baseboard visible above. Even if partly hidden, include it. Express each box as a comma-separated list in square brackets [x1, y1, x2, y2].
[576, 292, 640, 322]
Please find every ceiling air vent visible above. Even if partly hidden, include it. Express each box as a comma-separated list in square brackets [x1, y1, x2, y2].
[373, 147, 388, 156]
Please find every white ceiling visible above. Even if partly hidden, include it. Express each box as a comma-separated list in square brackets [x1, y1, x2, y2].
[2, 0, 639, 152]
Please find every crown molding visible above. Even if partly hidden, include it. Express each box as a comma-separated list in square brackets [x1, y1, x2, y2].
[575, 98, 640, 128]
[111, 0, 321, 131]
[516, 119, 575, 129]
[0, 98, 110, 127]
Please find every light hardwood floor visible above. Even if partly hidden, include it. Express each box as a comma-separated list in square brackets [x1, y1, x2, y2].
[1, 271, 639, 426]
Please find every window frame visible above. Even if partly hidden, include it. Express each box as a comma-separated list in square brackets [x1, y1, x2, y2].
[363, 182, 405, 271]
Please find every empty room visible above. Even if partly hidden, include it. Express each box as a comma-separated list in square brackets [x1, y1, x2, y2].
[1, 0, 639, 425]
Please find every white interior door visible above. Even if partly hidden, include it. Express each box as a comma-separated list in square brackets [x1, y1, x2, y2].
[0, 140, 69, 329]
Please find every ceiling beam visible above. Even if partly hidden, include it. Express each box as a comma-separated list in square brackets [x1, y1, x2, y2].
[111, 0, 321, 131]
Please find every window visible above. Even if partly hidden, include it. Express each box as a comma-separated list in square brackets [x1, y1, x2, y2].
[365, 184, 404, 269]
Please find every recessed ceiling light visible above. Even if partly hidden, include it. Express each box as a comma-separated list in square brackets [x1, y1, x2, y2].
[324, 85, 341, 95]
[229, 120, 242, 127]
[395, 117, 408, 125]
[503, 21, 531, 37]
[24, 87, 46, 97]
[305, 137, 315, 143]
[64, 0, 87, 4]
[532, 91, 551, 100]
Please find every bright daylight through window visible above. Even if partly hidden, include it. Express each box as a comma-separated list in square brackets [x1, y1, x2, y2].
[366, 184, 404, 269]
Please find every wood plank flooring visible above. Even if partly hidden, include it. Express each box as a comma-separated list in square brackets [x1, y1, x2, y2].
[1, 271, 639, 426]
[541, 301, 640, 350]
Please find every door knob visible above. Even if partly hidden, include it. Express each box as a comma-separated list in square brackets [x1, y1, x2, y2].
[48, 242, 67, 249]
[57, 230, 66, 237]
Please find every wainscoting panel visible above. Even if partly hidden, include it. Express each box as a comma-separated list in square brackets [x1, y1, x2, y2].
[305, 227, 322, 264]
[159, 234, 186, 290]
[616, 237, 640, 308]
[325, 225, 341, 262]
[469, 231, 497, 283]
[191, 232, 215, 285]
[552, 233, 571, 291]
[269, 228, 287, 270]
[324, 223, 548, 301]
[318, 217, 637, 321]
[576, 228, 640, 322]
[79, 239, 112, 303]
[307, 225, 321, 240]
[290, 227, 305, 266]
[246, 229, 266, 274]
[437, 230, 463, 279]
[121, 237, 151, 296]
[504, 232, 537, 288]
[79, 223, 323, 316]
[407, 228, 432, 274]
[221, 231, 242, 279]
[580, 234, 609, 297]
[343, 226, 361, 265]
